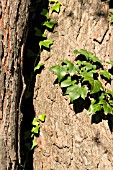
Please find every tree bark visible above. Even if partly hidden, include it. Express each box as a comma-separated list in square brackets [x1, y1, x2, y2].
[33, 0, 113, 169]
[0, 0, 30, 169]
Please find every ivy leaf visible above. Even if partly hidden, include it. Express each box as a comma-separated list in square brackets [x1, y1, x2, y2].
[74, 49, 102, 64]
[89, 102, 102, 114]
[107, 60, 113, 66]
[88, 52, 102, 64]
[40, 9, 50, 19]
[110, 11, 113, 24]
[32, 118, 39, 126]
[80, 86, 88, 100]
[31, 125, 40, 134]
[50, 2, 61, 13]
[34, 63, 44, 72]
[38, 114, 46, 122]
[100, 70, 111, 80]
[99, 100, 112, 115]
[62, 60, 79, 76]
[43, 21, 57, 29]
[90, 80, 102, 94]
[50, 65, 67, 82]
[39, 39, 53, 49]
[107, 89, 113, 96]
[65, 85, 88, 102]
[74, 49, 89, 60]
[61, 76, 77, 87]
[31, 140, 37, 150]
[109, 100, 113, 106]
[82, 61, 97, 71]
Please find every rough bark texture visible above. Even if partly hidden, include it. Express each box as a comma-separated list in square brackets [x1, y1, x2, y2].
[0, 0, 30, 169]
[33, 0, 113, 169]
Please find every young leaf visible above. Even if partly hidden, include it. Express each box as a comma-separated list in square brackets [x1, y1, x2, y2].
[40, 9, 50, 19]
[61, 76, 77, 88]
[31, 140, 37, 150]
[34, 63, 44, 71]
[50, 2, 61, 13]
[43, 21, 57, 29]
[50, 65, 67, 82]
[100, 70, 111, 80]
[89, 102, 102, 114]
[101, 100, 112, 115]
[31, 125, 40, 134]
[32, 118, 39, 126]
[38, 114, 46, 122]
[39, 39, 53, 49]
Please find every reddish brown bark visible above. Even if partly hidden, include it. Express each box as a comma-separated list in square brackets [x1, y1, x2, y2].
[0, 0, 30, 169]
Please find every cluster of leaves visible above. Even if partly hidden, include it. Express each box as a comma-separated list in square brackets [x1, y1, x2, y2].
[33, 0, 61, 72]
[50, 49, 113, 115]
[24, 114, 46, 150]
[35, 0, 61, 50]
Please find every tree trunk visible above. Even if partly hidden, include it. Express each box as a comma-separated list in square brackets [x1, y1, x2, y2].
[33, 0, 113, 169]
[0, 0, 30, 169]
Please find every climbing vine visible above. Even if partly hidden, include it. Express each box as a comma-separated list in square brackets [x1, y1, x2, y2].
[50, 49, 113, 116]
[24, 0, 61, 151]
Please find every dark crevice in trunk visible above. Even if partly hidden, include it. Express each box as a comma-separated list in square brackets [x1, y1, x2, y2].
[20, 0, 49, 169]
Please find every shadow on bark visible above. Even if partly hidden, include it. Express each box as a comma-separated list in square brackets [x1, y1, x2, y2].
[20, 0, 49, 169]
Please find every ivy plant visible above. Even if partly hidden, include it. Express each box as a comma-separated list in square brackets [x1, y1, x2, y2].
[24, 114, 46, 150]
[50, 49, 113, 116]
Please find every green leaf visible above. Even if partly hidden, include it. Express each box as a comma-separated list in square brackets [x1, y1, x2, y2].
[39, 39, 53, 49]
[89, 102, 102, 114]
[40, 9, 50, 19]
[65, 85, 88, 102]
[38, 114, 46, 122]
[31, 140, 37, 150]
[80, 86, 88, 100]
[107, 60, 113, 65]
[107, 89, 113, 96]
[50, 2, 61, 13]
[43, 21, 57, 29]
[34, 63, 44, 71]
[61, 76, 77, 88]
[50, 65, 67, 82]
[74, 49, 102, 64]
[82, 61, 97, 71]
[90, 80, 102, 94]
[99, 100, 112, 115]
[110, 11, 113, 24]
[32, 118, 39, 126]
[100, 70, 111, 80]
[62, 60, 79, 76]
[31, 125, 40, 134]
[109, 100, 113, 106]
